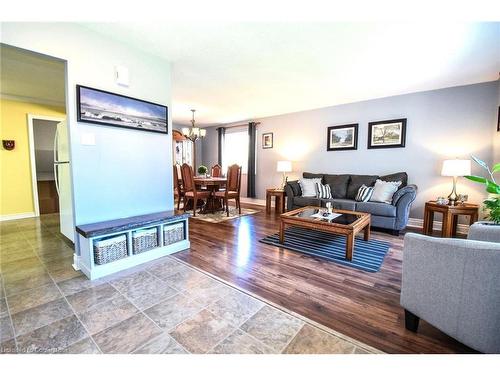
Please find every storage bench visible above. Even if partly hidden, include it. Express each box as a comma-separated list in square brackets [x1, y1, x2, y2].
[75, 211, 190, 280]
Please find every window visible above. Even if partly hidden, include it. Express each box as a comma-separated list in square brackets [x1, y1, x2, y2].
[223, 130, 248, 174]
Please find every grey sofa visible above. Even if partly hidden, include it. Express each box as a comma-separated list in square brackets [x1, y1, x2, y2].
[285, 172, 417, 235]
[401, 223, 500, 353]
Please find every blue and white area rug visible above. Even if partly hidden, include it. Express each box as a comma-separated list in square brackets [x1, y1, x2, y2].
[260, 227, 390, 272]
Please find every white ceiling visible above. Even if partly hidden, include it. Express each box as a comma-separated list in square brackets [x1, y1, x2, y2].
[84, 22, 499, 127]
[3, 23, 497, 126]
[0, 44, 66, 106]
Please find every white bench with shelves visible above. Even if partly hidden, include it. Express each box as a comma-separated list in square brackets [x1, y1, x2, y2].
[76, 211, 190, 280]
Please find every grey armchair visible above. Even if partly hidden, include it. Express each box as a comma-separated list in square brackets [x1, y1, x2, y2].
[400, 224, 500, 353]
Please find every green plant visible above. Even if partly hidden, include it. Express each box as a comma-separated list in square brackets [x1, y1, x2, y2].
[465, 156, 500, 224]
[197, 165, 208, 175]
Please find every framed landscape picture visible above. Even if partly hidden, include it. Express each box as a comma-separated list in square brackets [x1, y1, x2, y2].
[327, 124, 358, 151]
[367, 118, 406, 149]
[262, 132, 273, 149]
[77, 85, 168, 134]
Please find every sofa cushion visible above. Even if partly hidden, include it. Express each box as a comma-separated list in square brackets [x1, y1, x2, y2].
[288, 181, 302, 196]
[356, 201, 397, 217]
[321, 198, 357, 211]
[294, 196, 321, 206]
[323, 174, 350, 198]
[346, 175, 379, 199]
[299, 178, 322, 197]
[380, 172, 408, 188]
[303, 172, 324, 180]
[370, 179, 402, 204]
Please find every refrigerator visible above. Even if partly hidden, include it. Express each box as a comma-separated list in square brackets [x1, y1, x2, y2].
[53, 120, 75, 242]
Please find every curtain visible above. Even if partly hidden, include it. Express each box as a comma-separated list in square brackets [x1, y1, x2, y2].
[247, 122, 257, 198]
[217, 127, 225, 166]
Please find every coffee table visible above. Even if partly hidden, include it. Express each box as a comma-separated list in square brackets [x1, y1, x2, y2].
[279, 206, 371, 261]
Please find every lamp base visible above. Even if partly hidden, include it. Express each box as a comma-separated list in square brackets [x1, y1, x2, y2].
[447, 176, 458, 206]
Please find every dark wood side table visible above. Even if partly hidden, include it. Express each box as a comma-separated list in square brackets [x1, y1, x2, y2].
[423, 201, 479, 238]
[266, 189, 286, 214]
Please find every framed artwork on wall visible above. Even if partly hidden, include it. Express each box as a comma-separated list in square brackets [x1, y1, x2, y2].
[262, 132, 273, 149]
[367, 118, 407, 149]
[327, 124, 358, 151]
[76, 85, 168, 134]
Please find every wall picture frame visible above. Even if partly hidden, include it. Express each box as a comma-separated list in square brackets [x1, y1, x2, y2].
[367, 118, 407, 149]
[262, 132, 273, 149]
[327, 124, 358, 151]
[76, 85, 168, 134]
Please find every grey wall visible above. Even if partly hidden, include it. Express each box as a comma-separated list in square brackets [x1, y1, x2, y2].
[202, 81, 499, 219]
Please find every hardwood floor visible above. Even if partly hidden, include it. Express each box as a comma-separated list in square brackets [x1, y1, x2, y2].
[174, 204, 475, 354]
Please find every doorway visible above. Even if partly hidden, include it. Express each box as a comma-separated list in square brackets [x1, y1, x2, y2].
[28, 116, 65, 215]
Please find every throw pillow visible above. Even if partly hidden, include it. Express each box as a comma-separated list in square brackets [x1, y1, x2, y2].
[355, 185, 374, 202]
[370, 179, 402, 204]
[299, 178, 322, 197]
[315, 182, 332, 199]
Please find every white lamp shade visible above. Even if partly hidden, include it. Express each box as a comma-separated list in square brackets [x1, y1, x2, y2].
[200, 128, 206, 137]
[441, 159, 471, 177]
[277, 160, 292, 173]
[181, 127, 190, 136]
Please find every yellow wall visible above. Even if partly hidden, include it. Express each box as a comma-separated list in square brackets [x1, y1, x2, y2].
[0, 99, 66, 216]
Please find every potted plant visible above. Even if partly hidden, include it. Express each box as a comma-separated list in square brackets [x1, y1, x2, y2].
[197, 165, 208, 177]
[465, 156, 500, 225]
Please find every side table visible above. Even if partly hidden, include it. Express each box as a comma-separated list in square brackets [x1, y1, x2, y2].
[266, 189, 286, 214]
[423, 201, 479, 237]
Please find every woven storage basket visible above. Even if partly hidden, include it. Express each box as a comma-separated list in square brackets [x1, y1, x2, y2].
[163, 222, 184, 246]
[93, 234, 127, 265]
[132, 227, 158, 254]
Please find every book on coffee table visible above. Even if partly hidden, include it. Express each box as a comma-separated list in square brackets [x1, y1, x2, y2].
[310, 212, 342, 220]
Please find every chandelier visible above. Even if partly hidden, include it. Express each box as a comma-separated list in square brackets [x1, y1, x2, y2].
[182, 109, 206, 142]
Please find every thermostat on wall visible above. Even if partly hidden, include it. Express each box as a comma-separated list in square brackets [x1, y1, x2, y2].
[115, 65, 129, 87]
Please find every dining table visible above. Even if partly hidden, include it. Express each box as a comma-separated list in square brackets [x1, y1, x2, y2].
[193, 176, 227, 214]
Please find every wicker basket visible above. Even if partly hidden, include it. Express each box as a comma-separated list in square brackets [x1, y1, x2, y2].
[132, 227, 158, 254]
[163, 222, 184, 246]
[93, 235, 127, 265]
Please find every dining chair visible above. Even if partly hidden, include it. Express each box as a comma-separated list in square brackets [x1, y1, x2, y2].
[173, 164, 184, 210]
[180, 163, 210, 217]
[215, 164, 242, 216]
[211, 164, 223, 177]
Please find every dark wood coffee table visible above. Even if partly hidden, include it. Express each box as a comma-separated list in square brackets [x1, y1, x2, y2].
[279, 206, 371, 261]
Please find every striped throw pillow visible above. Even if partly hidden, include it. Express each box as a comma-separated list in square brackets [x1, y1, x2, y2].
[315, 182, 332, 199]
[355, 184, 374, 202]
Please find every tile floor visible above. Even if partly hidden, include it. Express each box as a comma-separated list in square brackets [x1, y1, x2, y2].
[0, 214, 379, 354]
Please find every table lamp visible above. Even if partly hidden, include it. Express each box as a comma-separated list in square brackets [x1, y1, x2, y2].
[441, 159, 471, 205]
[277, 161, 292, 190]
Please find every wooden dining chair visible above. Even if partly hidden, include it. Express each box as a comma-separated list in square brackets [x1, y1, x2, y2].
[211, 164, 223, 178]
[180, 163, 210, 217]
[173, 164, 184, 210]
[215, 164, 242, 216]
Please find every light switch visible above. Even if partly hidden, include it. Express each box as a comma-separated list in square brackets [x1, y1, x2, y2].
[81, 133, 96, 146]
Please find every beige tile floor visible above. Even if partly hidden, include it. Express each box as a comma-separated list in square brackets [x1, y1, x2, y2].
[0, 214, 380, 354]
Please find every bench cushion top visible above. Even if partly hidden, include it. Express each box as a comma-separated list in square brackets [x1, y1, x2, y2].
[76, 211, 190, 238]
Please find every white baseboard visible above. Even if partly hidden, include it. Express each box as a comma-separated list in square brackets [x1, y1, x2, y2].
[0, 212, 36, 222]
[72, 254, 81, 271]
[407, 218, 469, 235]
[240, 197, 266, 206]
